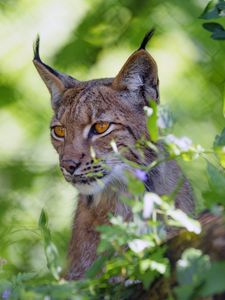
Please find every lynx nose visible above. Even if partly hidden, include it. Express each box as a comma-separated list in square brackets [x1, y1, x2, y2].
[60, 160, 80, 175]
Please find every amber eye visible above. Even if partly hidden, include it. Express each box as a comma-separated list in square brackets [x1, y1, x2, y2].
[94, 122, 110, 134]
[52, 126, 65, 139]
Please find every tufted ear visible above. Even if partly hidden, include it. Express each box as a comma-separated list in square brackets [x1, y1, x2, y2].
[33, 36, 79, 110]
[112, 29, 159, 103]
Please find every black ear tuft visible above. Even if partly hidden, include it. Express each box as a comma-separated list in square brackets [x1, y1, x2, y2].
[33, 34, 41, 61]
[32, 35, 80, 110]
[33, 35, 62, 78]
[138, 28, 155, 50]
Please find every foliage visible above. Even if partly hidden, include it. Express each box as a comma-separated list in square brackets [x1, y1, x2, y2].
[0, 0, 225, 299]
[201, 0, 225, 40]
[38, 209, 61, 281]
[1, 105, 224, 299]
[175, 248, 225, 299]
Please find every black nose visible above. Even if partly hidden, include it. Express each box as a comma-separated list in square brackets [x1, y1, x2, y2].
[60, 160, 80, 175]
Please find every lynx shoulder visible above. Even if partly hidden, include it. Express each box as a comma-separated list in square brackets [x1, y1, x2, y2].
[33, 30, 194, 279]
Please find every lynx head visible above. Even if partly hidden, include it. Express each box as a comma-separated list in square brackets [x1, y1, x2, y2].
[33, 30, 159, 195]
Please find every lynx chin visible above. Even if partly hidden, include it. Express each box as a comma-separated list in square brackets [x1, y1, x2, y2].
[33, 29, 194, 280]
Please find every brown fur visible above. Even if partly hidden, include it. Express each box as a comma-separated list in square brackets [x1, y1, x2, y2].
[33, 32, 194, 280]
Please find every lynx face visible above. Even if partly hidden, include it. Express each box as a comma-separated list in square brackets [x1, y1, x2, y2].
[33, 31, 159, 195]
[50, 82, 149, 195]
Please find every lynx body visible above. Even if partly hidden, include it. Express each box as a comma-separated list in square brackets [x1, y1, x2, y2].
[33, 31, 194, 279]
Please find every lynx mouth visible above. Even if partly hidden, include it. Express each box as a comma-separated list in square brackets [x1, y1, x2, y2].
[71, 171, 108, 185]
[62, 169, 108, 187]
[61, 162, 126, 195]
[70, 171, 110, 195]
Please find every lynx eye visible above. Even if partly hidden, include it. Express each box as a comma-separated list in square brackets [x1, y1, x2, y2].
[51, 126, 66, 140]
[94, 122, 110, 134]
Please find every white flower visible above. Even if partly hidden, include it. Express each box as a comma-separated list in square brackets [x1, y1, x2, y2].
[157, 106, 173, 129]
[196, 144, 204, 152]
[168, 209, 201, 234]
[143, 192, 162, 218]
[143, 106, 153, 117]
[128, 239, 151, 253]
[192, 144, 205, 159]
[165, 134, 193, 151]
[90, 146, 96, 159]
[110, 140, 118, 153]
[177, 137, 192, 151]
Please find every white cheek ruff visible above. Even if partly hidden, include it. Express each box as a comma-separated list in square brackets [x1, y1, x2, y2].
[73, 181, 105, 195]
[72, 174, 114, 195]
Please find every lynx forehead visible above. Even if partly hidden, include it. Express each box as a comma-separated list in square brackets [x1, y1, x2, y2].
[33, 30, 159, 195]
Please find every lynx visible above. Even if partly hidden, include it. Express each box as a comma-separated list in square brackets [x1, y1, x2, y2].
[33, 30, 194, 280]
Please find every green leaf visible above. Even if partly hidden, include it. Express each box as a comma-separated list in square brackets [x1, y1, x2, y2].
[38, 209, 61, 280]
[38, 209, 51, 242]
[141, 269, 156, 290]
[126, 172, 145, 195]
[207, 162, 225, 195]
[174, 285, 195, 300]
[200, 261, 225, 296]
[200, 0, 221, 19]
[203, 162, 225, 207]
[214, 128, 225, 168]
[146, 100, 158, 142]
[203, 190, 224, 206]
[176, 248, 210, 286]
[217, 1, 225, 14]
[176, 260, 225, 298]
[14, 272, 36, 284]
[175, 248, 211, 300]
[38, 208, 48, 228]
[214, 128, 225, 147]
[200, 0, 214, 18]
[202, 22, 225, 32]
[85, 256, 108, 278]
[212, 28, 225, 39]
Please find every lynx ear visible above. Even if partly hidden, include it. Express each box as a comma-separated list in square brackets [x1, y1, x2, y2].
[33, 36, 79, 109]
[112, 29, 159, 103]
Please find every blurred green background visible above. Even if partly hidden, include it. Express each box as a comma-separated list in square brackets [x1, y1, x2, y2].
[0, 0, 224, 277]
